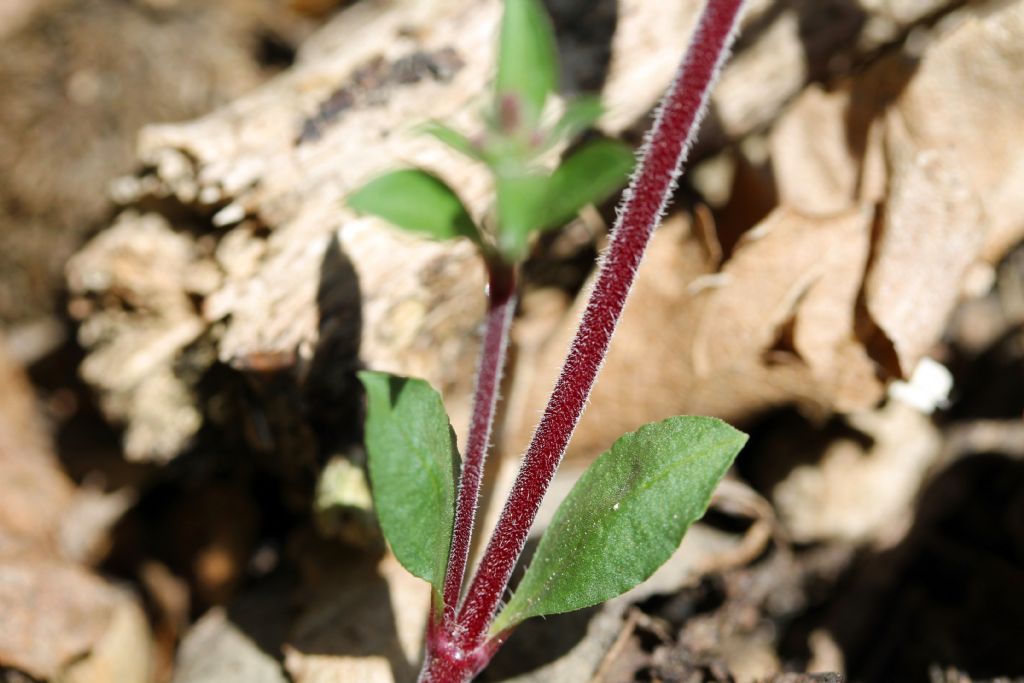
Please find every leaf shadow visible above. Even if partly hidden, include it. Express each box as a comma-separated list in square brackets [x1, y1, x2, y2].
[286, 546, 421, 683]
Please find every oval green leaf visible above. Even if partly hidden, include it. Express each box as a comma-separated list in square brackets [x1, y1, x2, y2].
[358, 371, 460, 605]
[496, 0, 558, 123]
[540, 138, 634, 230]
[348, 169, 481, 245]
[491, 416, 747, 634]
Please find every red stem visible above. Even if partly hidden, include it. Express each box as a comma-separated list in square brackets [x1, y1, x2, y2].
[441, 262, 516, 619]
[454, 0, 747, 650]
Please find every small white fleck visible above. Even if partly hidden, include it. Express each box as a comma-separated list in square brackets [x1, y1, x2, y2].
[888, 357, 952, 414]
[612, 503, 620, 511]
[213, 202, 246, 227]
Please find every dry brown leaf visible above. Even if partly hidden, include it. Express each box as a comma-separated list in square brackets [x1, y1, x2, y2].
[770, 85, 859, 217]
[790, 210, 882, 412]
[766, 47, 923, 215]
[893, 2, 1024, 263]
[61, 591, 153, 683]
[860, 2, 1024, 377]
[772, 401, 942, 545]
[692, 208, 871, 378]
[0, 334, 73, 559]
[0, 559, 149, 680]
[506, 209, 884, 463]
[172, 608, 286, 683]
[864, 110, 985, 377]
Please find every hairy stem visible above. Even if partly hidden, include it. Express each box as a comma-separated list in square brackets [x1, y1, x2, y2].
[455, 0, 748, 647]
[441, 262, 517, 619]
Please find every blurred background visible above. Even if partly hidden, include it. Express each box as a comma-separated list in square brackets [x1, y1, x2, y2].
[1, 0, 1022, 682]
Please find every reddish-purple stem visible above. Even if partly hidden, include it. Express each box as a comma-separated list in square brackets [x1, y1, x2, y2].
[454, 0, 747, 649]
[441, 263, 517, 619]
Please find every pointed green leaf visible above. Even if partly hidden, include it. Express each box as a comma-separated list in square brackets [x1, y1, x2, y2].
[496, 170, 549, 261]
[496, 0, 558, 123]
[421, 121, 484, 161]
[348, 169, 481, 244]
[540, 138, 634, 230]
[491, 416, 747, 634]
[550, 96, 605, 145]
[358, 371, 460, 605]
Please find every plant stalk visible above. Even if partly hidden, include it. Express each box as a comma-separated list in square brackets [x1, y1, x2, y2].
[454, 0, 748, 650]
[441, 260, 517, 619]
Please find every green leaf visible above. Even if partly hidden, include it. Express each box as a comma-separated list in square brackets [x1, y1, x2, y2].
[496, 170, 549, 261]
[540, 138, 634, 230]
[496, 0, 558, 124]
[491, 416, 747, 634]
[550, 96, 605, 144]
[348, 169, 481, 245]
[358, 371, 460, 606]
[421, 121, 484, 161]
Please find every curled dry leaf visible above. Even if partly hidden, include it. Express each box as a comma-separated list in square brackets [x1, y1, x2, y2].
[770, 2, 1024, 381]
[861, 2, 1024, 376]
[864, 112, 984, 378]
[769, 85, 860, 218]
[509, 208, 884, 462]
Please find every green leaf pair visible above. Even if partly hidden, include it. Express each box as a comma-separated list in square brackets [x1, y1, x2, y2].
[358, 370, 747, 632]
[346, 0, 635, 264]
[495, 138, 635, 260]
[348, 138, 633, 263]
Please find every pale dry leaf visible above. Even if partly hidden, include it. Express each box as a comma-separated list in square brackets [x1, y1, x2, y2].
[0, 559, 147, 680]
[172, 608, 287, 683]
[772, 402, 941, 545]
[692, 208, 869, 378]
[0, 334, 73, 559]
[508, 208, 888, 463]
[860, 1, 1024, 377]
[770, 86, 858, 217]
[61, 592, 152, 683]
[790, 209, 884, 412]
[864, 110, 985, 378]
[892, 1, 1024, 262]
